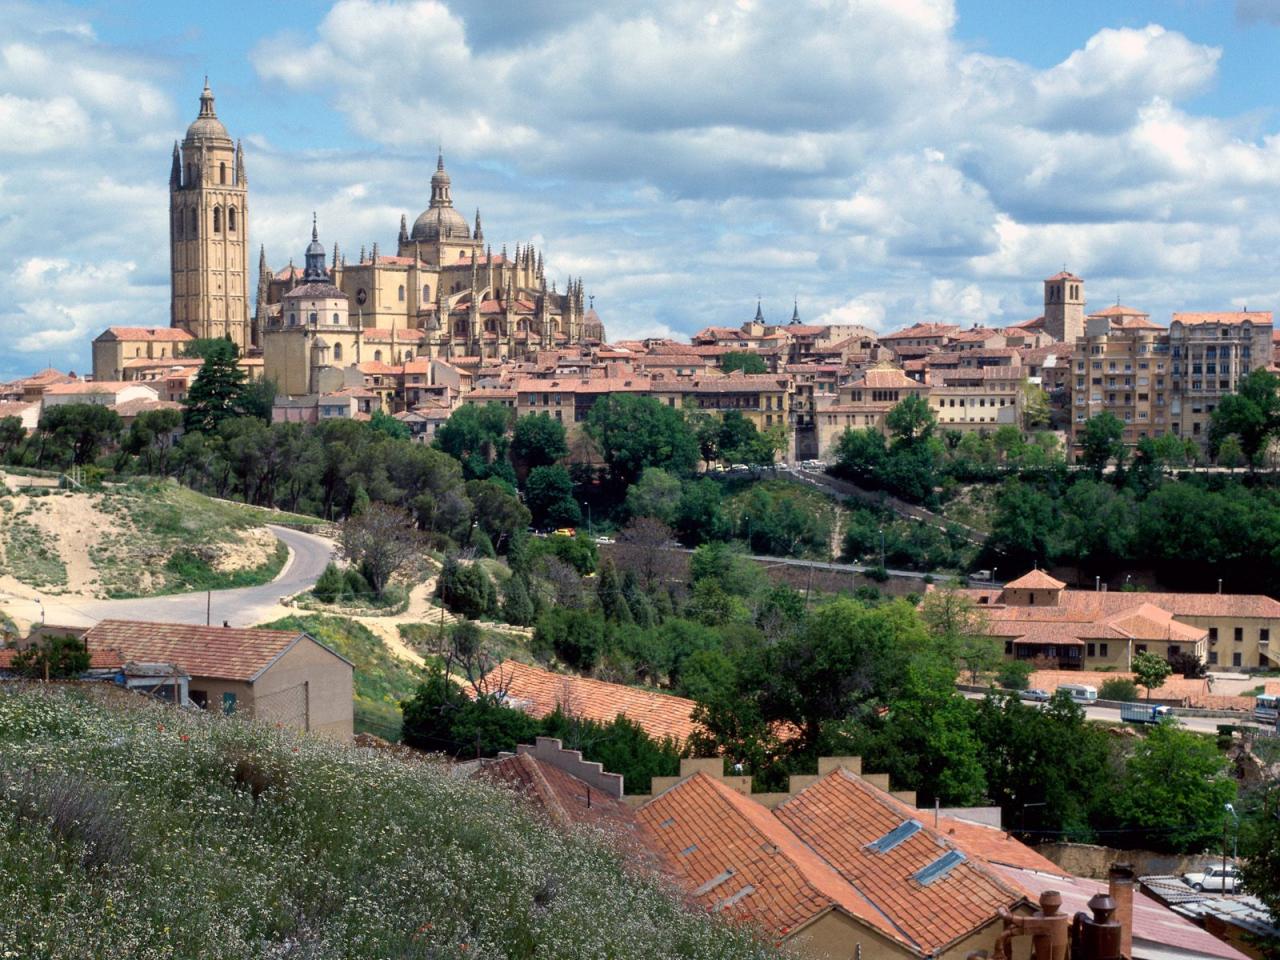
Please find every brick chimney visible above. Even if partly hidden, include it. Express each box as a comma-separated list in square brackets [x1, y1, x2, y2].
[1108, 863, 1135, 959]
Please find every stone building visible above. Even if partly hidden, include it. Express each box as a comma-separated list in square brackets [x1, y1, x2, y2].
[169, 82, 250, 351]
[255, 153, 604, 366]
[1043, 270, 1085, 344]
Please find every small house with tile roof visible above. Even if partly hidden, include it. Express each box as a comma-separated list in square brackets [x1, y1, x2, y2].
[81, 619, 353, 738]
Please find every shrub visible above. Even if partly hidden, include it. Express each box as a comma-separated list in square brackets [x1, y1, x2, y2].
[1099, 678, 1139, 702]
[312, 563, 344, 603]
[437, 555, 498, 620]
[996, 660, 1033, 691]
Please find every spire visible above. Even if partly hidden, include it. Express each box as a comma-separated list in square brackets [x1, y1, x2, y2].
[235, 139, 245, 185]
[332, 242, 340, 270]
[198, 79, 216, 118]
[258, 244, 268, 275]
[474, 208, 483, 241]
[170, 142, 181, 188]
[399, 214, 408, 244]
[754, 298, 764, 323]
[311, 213, 318, 243]
[437, 148, 445, 172]
[304, 214, 327, 283]
[371, 241, 379, 262]
[359, 244, 366, 263]
[790, 299, 800, 324]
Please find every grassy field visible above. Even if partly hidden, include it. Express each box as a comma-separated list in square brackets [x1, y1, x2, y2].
[0, 684, 775, 960]
[0, 502, 68, 589]
[259, 614, 431, 741]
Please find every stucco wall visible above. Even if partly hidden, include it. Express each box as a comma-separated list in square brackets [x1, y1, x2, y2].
[254, 637, 353, 740]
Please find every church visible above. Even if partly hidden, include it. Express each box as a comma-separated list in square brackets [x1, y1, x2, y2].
[163, 81, 604, 393]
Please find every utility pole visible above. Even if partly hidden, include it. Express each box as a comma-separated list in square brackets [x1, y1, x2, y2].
[206, 590, 211, 627]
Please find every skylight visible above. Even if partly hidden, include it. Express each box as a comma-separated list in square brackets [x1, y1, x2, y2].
[865, 819, 923, 854]
[913, 850, 966, 885]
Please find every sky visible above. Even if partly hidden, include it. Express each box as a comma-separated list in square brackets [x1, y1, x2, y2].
[3, 0, 1280, 380]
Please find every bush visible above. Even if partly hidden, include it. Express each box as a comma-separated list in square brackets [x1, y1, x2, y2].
[313, 563, 344, 603]
[996, 660, 1033, 691]
[436, 556, 498, 620]
[1099, 678, 1139, 702]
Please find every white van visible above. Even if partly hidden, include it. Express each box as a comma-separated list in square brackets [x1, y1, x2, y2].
[1059, 684, 1098, 704]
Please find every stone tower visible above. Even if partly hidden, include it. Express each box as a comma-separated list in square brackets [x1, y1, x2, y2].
[169, 81, 249, 350]
[1043, 270, 1084, 344]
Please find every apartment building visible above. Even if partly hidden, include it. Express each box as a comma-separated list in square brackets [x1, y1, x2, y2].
[930, 367, 1024, 432]
[1168, 312, 1274, 444]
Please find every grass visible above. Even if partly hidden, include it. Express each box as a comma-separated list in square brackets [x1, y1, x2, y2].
[2, 512, 68, 589]
[0, 684, 776, 960]
[258, 614, 431, 742]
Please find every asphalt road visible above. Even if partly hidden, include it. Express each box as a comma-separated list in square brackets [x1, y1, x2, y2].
[28, 525, 335, 629]
[960, 690, 1265, 734]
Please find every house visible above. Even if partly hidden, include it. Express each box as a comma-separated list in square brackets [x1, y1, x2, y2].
[41, 381, 160, 410]
[82, 620, 354, 738]
[963, 570, 1280, 671]
[477, 660, 699, 745]
[92, 326, 195, 382]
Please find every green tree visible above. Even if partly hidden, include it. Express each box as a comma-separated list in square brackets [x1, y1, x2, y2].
[37, 403, 122, 466]
[464, 479, 530, 551]
[996, 660, 1033, 691]
[501, 574, 535, 626]
[832, 428, 887, 484]
[524, 464, 581, 528]
[538, 710, 681, 794]
[436, 555, 499, 620]
[596, 558, 632, 623]
[184, 347, 250, 434]
[625, 467, 682, 524]
[674, 478, 732, 545]
[1216, 434, 1245, 470]
[400, 667, 540, 757]
[369, 409, 410, 440]
[1080, 412, 1126, 475]
[434, 403, 514, 481]
[585, 393, 699, 487]
[1210, 368, 1280, 465]
[985, 478, 1058, 570]
[1099, 678, 1139, 702]
[511, 413, 568, 473]
[0, 416, 25, 461]
[1241, 784, 1280, 924]
[1021, 382, 1051, 430]
[1132, 651, 1172, 701]
[886, 394, 936, 444]
[181, 337, 238, 361]
[921, 587, 996, 683]
[1112, 722, 1236, 852]
[10, 634, 90, 680]
[721, 351, 767, 375]
[123, 407, 184, 475]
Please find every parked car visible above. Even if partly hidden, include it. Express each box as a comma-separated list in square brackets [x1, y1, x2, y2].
[552, 527, 577, 538]
[1020, 688, 1052, 703]
[594, 536, 615, 545]
[1183, 865, 1241, 893]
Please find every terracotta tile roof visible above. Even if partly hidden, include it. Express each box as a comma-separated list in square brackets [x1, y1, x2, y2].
[637, 773, 902, 943]
[111, 398, 184, 418]
[937, 818, 1065, 874]
[970, 579, 1280, 620]
[44, 381, 156, 396]
[1045, 271, 1082, 282]
[99, 327, 195, 342]
[849, 367, 924, 390]
[1008, 316, 1046, 330]
[480, 660, 698, 744]
[0, 644, 123, 671]
[82, 620, 350, 682]
[0, 401, 37, 418]
[1003, 570, 1066, 590]
[1172, 311, 1272, 326]
[777, 770, 1024, 955]
[880, 323, 961, 341]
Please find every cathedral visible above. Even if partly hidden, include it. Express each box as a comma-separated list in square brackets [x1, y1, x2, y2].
[165, 82, 604, 393]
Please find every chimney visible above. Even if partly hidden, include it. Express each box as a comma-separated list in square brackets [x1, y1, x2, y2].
[1108, 863, 1134, 959]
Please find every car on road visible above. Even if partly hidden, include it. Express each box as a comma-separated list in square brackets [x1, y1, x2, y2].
[553, 527, 577, 537]
[1020, 688, 1052, 702]
[1183, 864, 1241, 893]
[594, 536, 615, 545]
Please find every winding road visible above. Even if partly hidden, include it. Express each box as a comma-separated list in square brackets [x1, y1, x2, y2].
[11, 525, 335, 630]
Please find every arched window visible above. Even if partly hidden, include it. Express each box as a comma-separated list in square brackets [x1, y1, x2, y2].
[332, 312, 340, 323]
[228, 207, 237, 232]
[422, 284, 430, 301]
[484, 318, 497, 333]
[220, 162, 227, 185]
[307, 311, 318, 323]
[374, 350, 382, 362]
[173, 211, 183, 239]
[398, 285, 405, 301]
[289, 313, 297, 325]
[404, 350, 413, 360]
[190, 209, 198, 236]
[213, 207, 222, 233]
[454, 319, 468, 337]
[333, 342, 343, 361]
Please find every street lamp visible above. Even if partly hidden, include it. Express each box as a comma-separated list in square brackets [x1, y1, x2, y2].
[582, 501, 592, 537]
[878, 527, 886, 571]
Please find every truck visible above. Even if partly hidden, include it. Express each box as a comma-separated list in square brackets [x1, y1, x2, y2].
[1120, 702, 1171, 724]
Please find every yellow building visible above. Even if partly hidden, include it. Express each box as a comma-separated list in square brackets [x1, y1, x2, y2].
[169, 82, 250, 351]
[92, 327, 194, 382]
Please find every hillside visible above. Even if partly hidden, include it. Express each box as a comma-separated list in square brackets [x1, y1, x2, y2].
[0, 684, 776, 960]
[0, 476, 313, 598]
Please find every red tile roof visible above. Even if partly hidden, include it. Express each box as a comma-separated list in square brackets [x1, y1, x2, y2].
[937, 818, 1065, 873]
[81, 620, 349, 682]
[99, 327, 195, 342]
[1045, 271, 1082, 282]
[1172, 311, 1272, 326]
[480, 660, 698, 744]
[776, 770, 1024, 955]
[1003, 570, 1066, 590]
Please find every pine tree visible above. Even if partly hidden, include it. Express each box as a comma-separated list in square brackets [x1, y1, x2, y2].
[502, 574, 535, 626]
[184, 347, 249, 434]
[596, 559, 632, 624]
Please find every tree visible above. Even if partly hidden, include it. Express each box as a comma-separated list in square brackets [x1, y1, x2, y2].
[596, 559, 632, 624]
[539, 710, 681, 794]
[400, 667, 539, 758]
[832, 428, 887, 484]
[585, 393, 699, 487]
[721, 351, 767, 375]
[1216, 434, 1245, 471]
[10, 634, 90, 680]
[37, 403, 122, 466]
[123, 407, 184, 475]
[338, 502, 422, 597]
[464, 479, 530, 551]
[1113, 722, 1236, 853]
[674, 478, 732, 545]
[524, 465, 581, 528]
[1021, 382, 1051, 431]
[184, 347, 250, 434]
[921, 587, 996, 683]
[0, 416, 27, 461]
[886, 394, 936, 444]
[501, 574, 535, 626]
[1099, 678, 1139, 702]
[624, 467, 682, 524]
[433, 403, 514, 480]
[1080, 412, 1126, 475]
[995, 660, 1033, 691]
[511, 413, 568, 473]
[1241, 784, 1280, 922]
[1210, 369, 1280, 465]
[436, 555, 499, 620]
[369, 409, 410, 440]
[1131, 651, 1172, 701]
[985, 479, 1058, 570]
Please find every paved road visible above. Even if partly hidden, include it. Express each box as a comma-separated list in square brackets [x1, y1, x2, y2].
[22, 525, 335, 629]
[961, 690, 1264, 734]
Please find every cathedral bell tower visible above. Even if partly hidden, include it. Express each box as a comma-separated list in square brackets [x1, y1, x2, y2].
[169, 80, 249, 351]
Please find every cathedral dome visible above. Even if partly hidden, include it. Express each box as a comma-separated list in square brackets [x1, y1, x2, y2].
[410, 151, 471, 241]
[184, 82, 231, 143]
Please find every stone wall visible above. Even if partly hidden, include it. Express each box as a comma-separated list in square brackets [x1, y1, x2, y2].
[1037, 841, 1212, 880]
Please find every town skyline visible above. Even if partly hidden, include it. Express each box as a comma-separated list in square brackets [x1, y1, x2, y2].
[4, 0, 1280, 380]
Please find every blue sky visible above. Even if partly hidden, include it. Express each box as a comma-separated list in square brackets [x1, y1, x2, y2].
[3, 0, 1280, 379]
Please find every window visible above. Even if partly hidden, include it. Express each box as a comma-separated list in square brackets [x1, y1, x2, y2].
[173, 211, 183, 239]
[398, 285, 405, 301]
[1262, 629, 1270, 644]
[1100, 643, 1108, 658]
[213, 207, 222, 233]
[1004, 641, 1013, 655]
[1087, 643, 1096, 657]
[1208, 651, 1218, 665]
[1209, 627, 1218, 641]
[1136, 644, 1147, 654]
[1233, 652, 1242, 667]
[222, 692, 238, 715]
[309, 312, 318, 323]
[333, 342, 343, 361]
[423, 284, 430, 301]
[332, 312, 340, 323]
[219, 161, 227, 185]
[228, 206, 237, 232]
[1235, 627, 1243, 642]
[374, 350, 382, 362]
